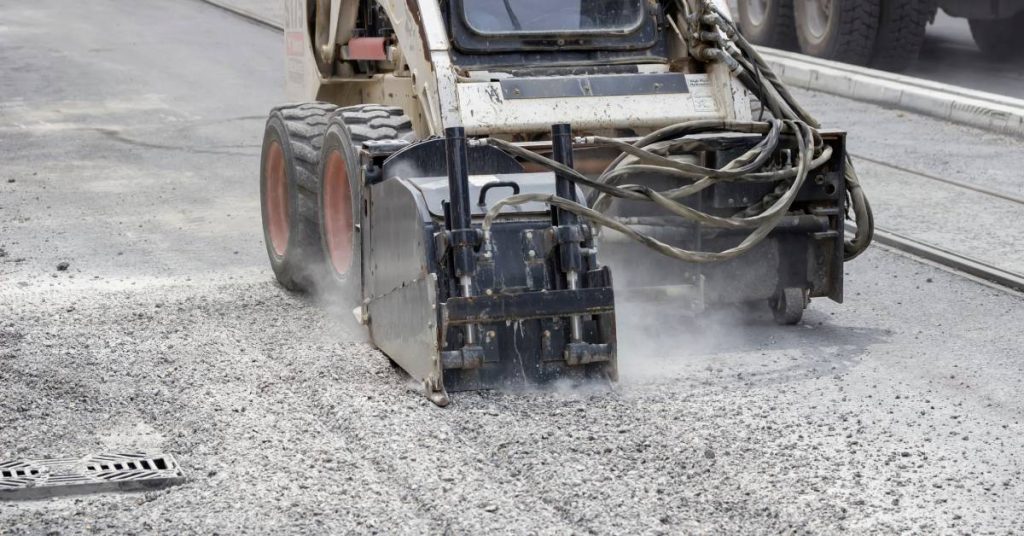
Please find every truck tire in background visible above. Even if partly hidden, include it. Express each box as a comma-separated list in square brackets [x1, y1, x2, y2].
[793, 0, 881, 65]
[737, 0, 797, 49]
[968, 11, 1024, 59]
[259, 103, 339, 292]
[869, 0, 936, 71]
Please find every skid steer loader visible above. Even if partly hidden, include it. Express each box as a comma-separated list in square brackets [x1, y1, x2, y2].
[259, 0, 873, 405]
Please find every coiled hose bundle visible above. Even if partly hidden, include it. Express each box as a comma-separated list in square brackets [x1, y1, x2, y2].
[480, 0, 874, 263]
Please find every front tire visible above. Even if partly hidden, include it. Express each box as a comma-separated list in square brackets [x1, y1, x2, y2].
[318, 121, 363, 306]
[794, 0, 881, 65]
[969, 11, 1024, 60]
[317, 105, 416, 307]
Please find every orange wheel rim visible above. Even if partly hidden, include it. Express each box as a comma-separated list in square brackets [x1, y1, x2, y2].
[264, 140, 290, 257]
[323, 149, 354, 275]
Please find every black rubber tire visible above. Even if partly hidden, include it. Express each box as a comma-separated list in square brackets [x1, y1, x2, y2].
[869, 0, 935, 71]
[968, 11, 1024, 60]
[259, 102, 338, 291]
[336, 104, 418, 144]
[737, 0, 798, 50]
[794, 0, 881, 65]
[316, 104, 416, 306]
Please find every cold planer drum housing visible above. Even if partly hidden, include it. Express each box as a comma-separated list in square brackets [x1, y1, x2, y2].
[362, 125, 616, 406]
[358, 123, 847, 405]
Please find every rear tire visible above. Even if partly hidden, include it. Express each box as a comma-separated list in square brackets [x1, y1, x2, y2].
[317, 105, 416, 307]
[869, 0, 935, 71]
[794, 0, 881, 65]
[737, 0, 798, 50]
[969, 12, 1024, 60]
[260, 103, 339, 291]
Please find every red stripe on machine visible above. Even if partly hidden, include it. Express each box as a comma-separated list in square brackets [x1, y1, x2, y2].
[286, 31, 304, 57]
[347, 37, 388, 61]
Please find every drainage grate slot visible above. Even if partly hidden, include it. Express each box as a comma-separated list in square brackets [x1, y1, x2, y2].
[0, 453, 184, 500]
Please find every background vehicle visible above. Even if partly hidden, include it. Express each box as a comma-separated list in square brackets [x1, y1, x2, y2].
[736, 0, 1024, 71]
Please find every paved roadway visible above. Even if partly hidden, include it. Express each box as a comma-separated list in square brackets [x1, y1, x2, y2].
[1, 1, 1023, 533]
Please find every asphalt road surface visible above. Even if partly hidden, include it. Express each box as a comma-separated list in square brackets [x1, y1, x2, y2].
[2, 0, 1023, 534]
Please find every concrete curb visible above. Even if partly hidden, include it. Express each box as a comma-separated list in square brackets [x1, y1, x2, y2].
[760, 47, 1024, 138]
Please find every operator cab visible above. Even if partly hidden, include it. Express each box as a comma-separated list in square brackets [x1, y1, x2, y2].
[444, 0, 669, 71]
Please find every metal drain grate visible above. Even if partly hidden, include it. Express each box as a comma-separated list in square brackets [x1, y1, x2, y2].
[0, 452, 185, 500]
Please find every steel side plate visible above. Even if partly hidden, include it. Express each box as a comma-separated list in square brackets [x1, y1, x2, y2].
[0, 452, 185, 500]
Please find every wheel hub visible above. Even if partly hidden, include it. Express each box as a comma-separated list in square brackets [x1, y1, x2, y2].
[802, 0, 833, 40]
[323, 149, 354, 275]
[264, 140, 289, 257]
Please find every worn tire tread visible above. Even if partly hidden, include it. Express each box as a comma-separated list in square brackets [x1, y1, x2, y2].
[796, 0, 881, 65]
[870, 0, 935, 71]
[270, 103, 339, 195]
[335, 104, 416, 143]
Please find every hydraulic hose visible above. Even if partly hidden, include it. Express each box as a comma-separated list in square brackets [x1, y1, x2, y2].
[478, 0, 872, 264]
[483, 121, 823, 262]
[703, 3, 874, 258]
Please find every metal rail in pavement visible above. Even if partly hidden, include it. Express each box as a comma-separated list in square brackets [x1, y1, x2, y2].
[199, 0, 283, 30]
[853, 153, 1024, 206]
[858, 226, 1024, 293]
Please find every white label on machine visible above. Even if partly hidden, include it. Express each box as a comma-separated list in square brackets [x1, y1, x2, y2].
[685, 74, 717, 113]
[469, 175, 499, 187]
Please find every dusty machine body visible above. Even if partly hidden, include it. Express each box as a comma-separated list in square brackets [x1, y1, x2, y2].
[260, 0, 869, 404]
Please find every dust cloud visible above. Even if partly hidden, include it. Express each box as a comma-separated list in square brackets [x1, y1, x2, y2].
[600, 230, 772, 383]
